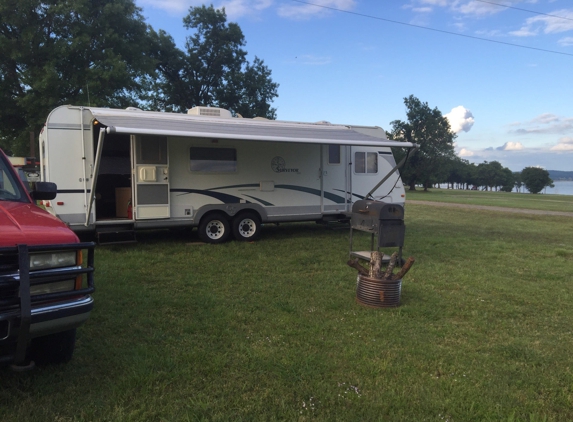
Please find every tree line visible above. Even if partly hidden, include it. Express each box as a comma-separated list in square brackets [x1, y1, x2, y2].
[388, 95, 554, 195]
[1, 0, 278, 155]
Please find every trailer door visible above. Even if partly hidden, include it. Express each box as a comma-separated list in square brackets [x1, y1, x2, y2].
[321, 144, 351, 213]
[132, 135, 170, 219]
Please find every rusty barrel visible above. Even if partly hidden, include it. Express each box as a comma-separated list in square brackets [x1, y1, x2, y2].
[356, 274, 402, 308]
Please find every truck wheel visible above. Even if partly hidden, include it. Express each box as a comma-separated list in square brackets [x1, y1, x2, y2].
[232, 212, 261, 241]
[199, 213, 231, 244]
[29, 329, 76, 365]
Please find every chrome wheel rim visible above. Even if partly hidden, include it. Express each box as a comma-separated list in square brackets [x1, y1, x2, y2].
[237, 218, 256, 238]
[206, 220, 225, 239]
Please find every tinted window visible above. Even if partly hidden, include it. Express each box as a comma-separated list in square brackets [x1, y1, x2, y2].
[190, 147, 237, 172]
[328, 145, 341, 164]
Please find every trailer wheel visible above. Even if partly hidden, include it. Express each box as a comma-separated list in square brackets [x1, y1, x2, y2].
[232, 212, 261, 241]
[199, 213, 231, 244]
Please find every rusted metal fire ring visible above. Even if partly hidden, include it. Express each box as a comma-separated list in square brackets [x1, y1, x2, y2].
[356, 274, 402, 308]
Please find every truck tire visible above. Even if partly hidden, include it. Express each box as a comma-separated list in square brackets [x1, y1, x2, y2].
[29, 329, 76, 365]
[198, 213, 231, 244]
[232, 212, 261, 241]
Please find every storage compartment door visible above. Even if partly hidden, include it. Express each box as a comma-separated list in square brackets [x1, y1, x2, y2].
[132, 135, 170, 219]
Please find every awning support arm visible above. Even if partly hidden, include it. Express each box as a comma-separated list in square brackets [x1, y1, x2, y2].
[365, 145, 418, 200]
[85, 128, 106, 226]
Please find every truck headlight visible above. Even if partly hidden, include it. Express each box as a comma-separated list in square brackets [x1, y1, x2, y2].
[29, 251, 78, 270]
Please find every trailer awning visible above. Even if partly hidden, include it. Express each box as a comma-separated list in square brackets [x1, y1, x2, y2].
[87, 107, 416, 148]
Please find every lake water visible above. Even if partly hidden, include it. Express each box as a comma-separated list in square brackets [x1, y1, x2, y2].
[437, 181, 573, 196]
[544, 180, 573, 196]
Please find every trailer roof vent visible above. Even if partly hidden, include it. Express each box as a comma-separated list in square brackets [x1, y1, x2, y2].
[188, 106, 232, 118]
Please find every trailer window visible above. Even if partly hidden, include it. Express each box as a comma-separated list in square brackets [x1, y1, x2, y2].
[138, 135, 168, 164]
[328, 145, 341, 164]
[190, 147, 237, 172]
[354, 152, 378, 174]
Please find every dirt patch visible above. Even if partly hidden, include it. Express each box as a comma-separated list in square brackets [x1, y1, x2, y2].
[407, 200, 573, 218]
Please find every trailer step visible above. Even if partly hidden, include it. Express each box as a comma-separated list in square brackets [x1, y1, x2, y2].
[95, 228, 137, 245]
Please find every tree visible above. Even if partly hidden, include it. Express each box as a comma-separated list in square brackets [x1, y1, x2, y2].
[513, 171, 523, 193]
[0, 0, 158, 155]
[388, 95, 456, 191]
[521, 167, 554, 194]
[499, 167, 515, 192]
[447, 157, 475, 189]
[150, 5, 279, 118]
[474, 161, 513, 191]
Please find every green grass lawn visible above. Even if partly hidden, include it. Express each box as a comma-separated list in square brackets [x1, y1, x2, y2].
[406, 188, 573, 213]
[1, 203, 573, 421]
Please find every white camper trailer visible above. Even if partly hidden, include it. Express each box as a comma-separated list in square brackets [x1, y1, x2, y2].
[39, 105, 416, 243]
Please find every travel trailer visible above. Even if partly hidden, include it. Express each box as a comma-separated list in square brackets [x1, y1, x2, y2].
[39, 105, 416, 243]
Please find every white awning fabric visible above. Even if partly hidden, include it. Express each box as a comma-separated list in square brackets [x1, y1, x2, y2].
[87, 107, 416, 148]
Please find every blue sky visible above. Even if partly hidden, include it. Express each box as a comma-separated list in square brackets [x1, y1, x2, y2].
[135, 0, 573, 171]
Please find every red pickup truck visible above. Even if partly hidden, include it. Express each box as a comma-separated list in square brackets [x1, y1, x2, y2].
[0, 148, 95, 366]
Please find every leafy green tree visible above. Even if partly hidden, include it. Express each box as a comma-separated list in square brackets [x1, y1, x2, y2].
[446, 158, 477, 189]
[513, 171, 524, 193]
[388, 95, 456, 191]
[521, 167, 554, 194]
[499, 167, 515, 192]
[0, 0, 157, 154]
[474, 161, 512, 191]
[150, 5, 279, 118]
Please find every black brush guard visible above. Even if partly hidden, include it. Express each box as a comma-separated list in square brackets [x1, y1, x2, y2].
[0, 242, 95, 364]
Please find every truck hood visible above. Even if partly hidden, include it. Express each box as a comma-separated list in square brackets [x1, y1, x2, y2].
[0, 201, 79, 247]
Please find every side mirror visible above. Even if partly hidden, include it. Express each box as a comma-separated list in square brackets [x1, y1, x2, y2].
[30, 182, 58, 201]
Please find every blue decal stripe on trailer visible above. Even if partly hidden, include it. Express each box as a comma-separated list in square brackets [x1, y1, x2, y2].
[242, 195, 274, 206]
[171, 189, 248, 204]
[333, 188, 365, 200]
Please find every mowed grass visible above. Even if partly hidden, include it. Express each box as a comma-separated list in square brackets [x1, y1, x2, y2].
[406, 188, 573, 213]
[1, 204, 573, 421]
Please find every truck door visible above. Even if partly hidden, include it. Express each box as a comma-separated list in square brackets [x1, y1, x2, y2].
[131, 135, 170, 219]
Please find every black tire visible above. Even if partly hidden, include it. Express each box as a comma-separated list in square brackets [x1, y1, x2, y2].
[198, 212, 231, 244]
[29, 329, 76, 365]
[232, 212, 261, 241]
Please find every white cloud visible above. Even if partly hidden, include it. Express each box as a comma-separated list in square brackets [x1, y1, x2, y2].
[559, 37, 573, 47]
[445, 105, 475, 134]
[412, 7, 433, 13]
[138, 0, 272, 18]
[497, 141, 524, 151]
[550, 137, 573, 151]
[416, 0, 451, 7]
[410, 0, 503, 17]
[458, 147, 474, 157]
[510, 9, 573, 37]
[278, 0, 356, 20]
[455, 1, 501, 17]
[222, 0, 273, 18]
[532, 113, 560, 124]
[138, 0, 191, 14]
[512, 114, 573, 135]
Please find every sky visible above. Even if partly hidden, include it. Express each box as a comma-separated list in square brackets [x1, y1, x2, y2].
[135, 0, 573, 172]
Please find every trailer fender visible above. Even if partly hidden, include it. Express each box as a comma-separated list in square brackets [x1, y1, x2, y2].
[193, 204, 268, 225]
